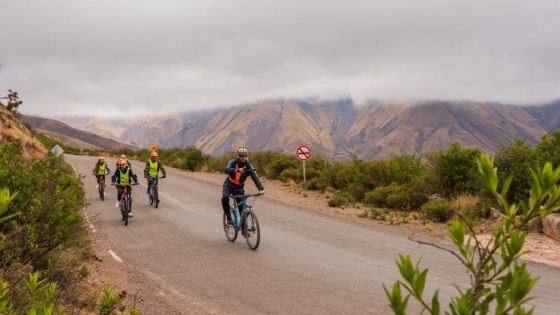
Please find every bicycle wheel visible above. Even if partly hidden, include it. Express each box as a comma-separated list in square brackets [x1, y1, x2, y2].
[223, 213, 238, 242]
[124, 197, 129, 226]
[120, 198, 125, 221]
[154, 186, 159, 208]
[99, 180, 105, 201]
[149, 188, 153, 205]
[244, 210, 260, 250]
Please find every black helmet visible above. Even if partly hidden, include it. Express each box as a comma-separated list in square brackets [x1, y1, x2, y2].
[237, 147, 249, 157]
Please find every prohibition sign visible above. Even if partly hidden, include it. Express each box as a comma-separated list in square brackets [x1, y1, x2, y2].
[296, 145, 311, 161]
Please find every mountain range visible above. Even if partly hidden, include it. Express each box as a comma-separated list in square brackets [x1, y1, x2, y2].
[48, 98, 560, 160]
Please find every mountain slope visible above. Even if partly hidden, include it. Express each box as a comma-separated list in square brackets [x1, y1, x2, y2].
[0, 106, 46, 159]
[21, 115, 135, 151]
[56, 98, 560, 160]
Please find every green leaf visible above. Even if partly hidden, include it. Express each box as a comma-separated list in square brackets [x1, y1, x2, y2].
[431, 290, 440, 315]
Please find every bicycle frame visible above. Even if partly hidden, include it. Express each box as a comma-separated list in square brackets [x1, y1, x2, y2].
[230, 194, 257, 229]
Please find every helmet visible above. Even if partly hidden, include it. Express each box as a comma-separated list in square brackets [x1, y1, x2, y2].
[151, 151, 158, 157]
[98, 156, 105, 161]
[120, 154, 126, 159]
[237, 147, 249, 157]
[118, 158, 127, 166]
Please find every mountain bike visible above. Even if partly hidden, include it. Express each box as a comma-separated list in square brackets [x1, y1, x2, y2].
[112, 182, 139, 226]
[223, 193, 261, 250]
[147, 176, 163, 208]
[94, 172, 110, 201]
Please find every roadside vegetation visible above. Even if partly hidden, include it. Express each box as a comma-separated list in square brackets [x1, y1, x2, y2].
[384, 153, 560, 314]
[0, 140, 138, 314]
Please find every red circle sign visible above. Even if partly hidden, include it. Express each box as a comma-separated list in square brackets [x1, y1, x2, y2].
[296, 145, 311, 161]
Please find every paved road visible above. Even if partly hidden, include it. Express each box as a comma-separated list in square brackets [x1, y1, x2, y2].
[68, 155, 560, 314]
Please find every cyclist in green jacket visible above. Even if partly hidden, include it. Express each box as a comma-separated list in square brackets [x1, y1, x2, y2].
[143, 151, 166, 194]
[112, 159, 139, 216]
[92, 156, 111, 190]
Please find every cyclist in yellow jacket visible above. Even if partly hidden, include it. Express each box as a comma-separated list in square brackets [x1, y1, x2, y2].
[92, 156, 111, 190]
[112, 158, 139, 216]
[143, 151, 166, 194]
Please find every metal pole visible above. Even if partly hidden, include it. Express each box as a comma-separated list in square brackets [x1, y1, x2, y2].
[303, 160, 306, 183]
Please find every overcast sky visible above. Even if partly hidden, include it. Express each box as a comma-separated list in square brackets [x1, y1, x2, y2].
[1, 0, 560, 117]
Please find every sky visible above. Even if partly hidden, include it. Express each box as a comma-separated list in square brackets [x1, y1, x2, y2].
[1, 0, 560, 117]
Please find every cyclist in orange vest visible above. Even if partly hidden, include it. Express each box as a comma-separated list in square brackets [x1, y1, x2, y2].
[222, 147, 264, 225]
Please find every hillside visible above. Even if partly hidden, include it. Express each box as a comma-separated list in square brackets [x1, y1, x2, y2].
[21, 115, 135, 151]
[0, 106, 46, 159]
[54, 99, 560, 160]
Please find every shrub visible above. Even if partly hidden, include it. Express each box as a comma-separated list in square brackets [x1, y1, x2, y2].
[453, 194, 486, 221]
[364, 184, 400, 207]
[495, 138, 537, 203]
[421, 199, 455, 222]
[327, 193, 352, 207]
[303, 177, 327, 191]
[427, 143, 482, 196]
[386, 154, 425, 185]
[536, 130, 560, 168]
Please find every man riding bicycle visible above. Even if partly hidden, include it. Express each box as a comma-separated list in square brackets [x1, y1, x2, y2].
[92, 156, 111, 189]
[144, 151, 166, 194]
[112, 158, 139, 216]
[221, 147, 265, 225]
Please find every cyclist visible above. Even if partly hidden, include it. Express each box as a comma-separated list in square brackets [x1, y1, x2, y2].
[221, 147, 265, 225]
[92, 155, 111, 191]
[143, 151, 167, 194]
[115, 153, 132, 169]
[111, 158, 139, 216]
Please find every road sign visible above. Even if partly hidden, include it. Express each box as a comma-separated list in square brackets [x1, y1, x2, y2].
[51, 144, 64, 157]
[296, 145, 311, 161]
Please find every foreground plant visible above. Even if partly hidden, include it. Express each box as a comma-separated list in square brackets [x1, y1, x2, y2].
[384, 154, 560, 314]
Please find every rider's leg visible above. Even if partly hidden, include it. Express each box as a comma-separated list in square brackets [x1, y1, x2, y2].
[221, 185, 233, 223]
[116, 186, 123, 208]
[146, 178, 150, 194]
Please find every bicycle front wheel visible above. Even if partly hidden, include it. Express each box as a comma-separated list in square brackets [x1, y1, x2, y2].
[154, 186, 159, 208]
[223, 213, 238, 242]
[124, 197, 129, 226]
[244, 210, 260, 250]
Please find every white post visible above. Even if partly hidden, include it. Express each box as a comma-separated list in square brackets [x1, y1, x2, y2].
[303, 160, 306, 183]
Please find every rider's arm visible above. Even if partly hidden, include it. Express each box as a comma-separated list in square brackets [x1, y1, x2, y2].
[144, 161, 149, 178]
[224, 160, 236, 175]
[92, 164, 98, 174]
[111, 172, 119, 183]
[130, 169, 139, 183]
[247, 163, 264, 191]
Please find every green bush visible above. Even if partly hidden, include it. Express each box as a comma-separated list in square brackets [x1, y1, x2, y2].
[427, 143, 482, 196]
[536, 130, 560, 168]
[0, 141, 84, 268]
[364, 180, 429, 211]
[364, 184, 400, 207]
[495, 138, 537, 203]
[327, 193, 352, 207]
[421, 199, 455, 222]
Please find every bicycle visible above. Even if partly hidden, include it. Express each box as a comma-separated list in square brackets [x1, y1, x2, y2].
[223, 193, 261, 250]
[93, 171, 110, 201]
[147, 176, 163, 208]
[112, 182, 139, 226]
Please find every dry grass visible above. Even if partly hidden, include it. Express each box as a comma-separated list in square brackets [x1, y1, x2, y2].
[0, 106, 46, 159]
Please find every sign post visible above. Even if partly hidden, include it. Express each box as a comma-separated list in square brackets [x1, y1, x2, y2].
[295, 145, 311, 182]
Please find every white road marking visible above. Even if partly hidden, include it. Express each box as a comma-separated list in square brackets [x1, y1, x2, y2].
[108, 250, 124, 263]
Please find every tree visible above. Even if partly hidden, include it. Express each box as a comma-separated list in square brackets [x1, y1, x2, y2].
[536, 130, 560, 168]
[384, 154, 560, 314]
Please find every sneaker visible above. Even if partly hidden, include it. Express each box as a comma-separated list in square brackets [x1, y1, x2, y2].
[104, 192, 107, 196]
[96, 184, 99, 189]
[146, 189, 150, 195]
[115, 201, 120, 208]
[128, 212, 134, 218]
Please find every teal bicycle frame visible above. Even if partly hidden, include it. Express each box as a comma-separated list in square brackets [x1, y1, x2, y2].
[231, 197, 249, 230]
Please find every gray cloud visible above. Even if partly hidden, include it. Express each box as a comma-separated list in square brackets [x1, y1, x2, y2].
[1, 0, 560, 117]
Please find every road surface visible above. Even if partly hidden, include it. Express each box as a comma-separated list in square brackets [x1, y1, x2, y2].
[68, 155, 560, 314]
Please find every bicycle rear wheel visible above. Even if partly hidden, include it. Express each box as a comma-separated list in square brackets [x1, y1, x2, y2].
[244, 210, 260, 250]
[223, 213, 238, 242]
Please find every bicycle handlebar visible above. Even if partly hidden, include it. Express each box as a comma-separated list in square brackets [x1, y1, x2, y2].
[230, 193, 262, 199]
[111, 182, 140, 186]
